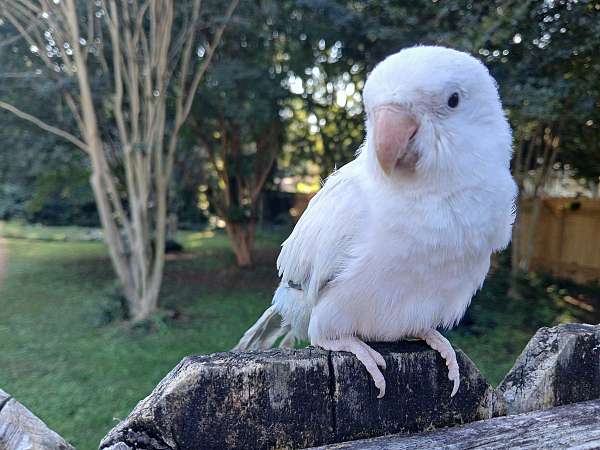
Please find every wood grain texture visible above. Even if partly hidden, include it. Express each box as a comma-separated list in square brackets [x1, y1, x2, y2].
[101, 325, 600, 450]
[100, 342, 494, 450]
[329, 342, 498, 443]
[0, 389, 74, 450]
[314, 398, 600, 450]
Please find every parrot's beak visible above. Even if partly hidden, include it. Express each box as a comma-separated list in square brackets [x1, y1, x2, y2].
[373, 104, 419, 175]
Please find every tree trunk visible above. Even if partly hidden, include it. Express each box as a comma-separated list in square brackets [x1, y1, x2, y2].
[521, 131, 561, 272]
[511, 221, 521, 277]
[0, 0, 239, 323]
[226, 221, 255, 268]
[167, 213, 179, 241]
[508, 197, 523, 299]
[129, 287, 160, 322]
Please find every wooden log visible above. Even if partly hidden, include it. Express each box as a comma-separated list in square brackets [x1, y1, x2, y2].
[328, 342, 500, 443]
[100, 342, 496, 450]
[313, 398, 600, 450]
[498, 323, 600, 415]
[0, 388, 74, 450]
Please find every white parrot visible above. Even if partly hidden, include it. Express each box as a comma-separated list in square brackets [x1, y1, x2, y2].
[234, 46, 517, 398]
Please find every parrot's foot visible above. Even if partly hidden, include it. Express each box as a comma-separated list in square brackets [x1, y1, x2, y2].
[419, 329, 460, 397]
[316, 336, 387, 398]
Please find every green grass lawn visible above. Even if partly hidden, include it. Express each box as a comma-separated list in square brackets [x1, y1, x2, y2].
[0, 226, 281, 449]
[0, 222, 598, 449]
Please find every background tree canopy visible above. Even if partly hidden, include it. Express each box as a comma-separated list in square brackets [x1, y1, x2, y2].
[0, 27, 94, 224]
[1, 0, 599, 263]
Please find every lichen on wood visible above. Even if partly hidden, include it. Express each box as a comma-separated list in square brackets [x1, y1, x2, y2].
[101, 342, 494, 450]
[101, 324, 600, 450]
[498, 323, 600, 415]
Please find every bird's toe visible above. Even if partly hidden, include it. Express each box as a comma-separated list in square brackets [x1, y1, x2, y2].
[365, 345, 386, 370]
[375, 377, 386, 398]
[448, 365, 460, 397]
[450, 375, 460, 397]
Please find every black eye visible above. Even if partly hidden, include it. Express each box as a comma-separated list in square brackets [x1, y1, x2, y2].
[447, 92, 460, 108]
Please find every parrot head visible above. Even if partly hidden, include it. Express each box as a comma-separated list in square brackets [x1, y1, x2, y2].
[362, 46, 512, 184]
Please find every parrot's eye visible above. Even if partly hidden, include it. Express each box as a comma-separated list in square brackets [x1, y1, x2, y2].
[447, 92, 460, 108]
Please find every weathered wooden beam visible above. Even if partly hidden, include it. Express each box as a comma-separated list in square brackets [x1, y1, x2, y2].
[498, 323, 600, 415]
[313, 398, 600, 450]
[101, 324, 600, 449]
[100, 342, 496, 450]
[0, 388, 74, 450]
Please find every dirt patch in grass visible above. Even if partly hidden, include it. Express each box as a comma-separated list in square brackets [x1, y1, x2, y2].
[166, 248, 280, 292]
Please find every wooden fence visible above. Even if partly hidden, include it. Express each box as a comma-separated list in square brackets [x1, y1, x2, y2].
[518, 197, 600, 284]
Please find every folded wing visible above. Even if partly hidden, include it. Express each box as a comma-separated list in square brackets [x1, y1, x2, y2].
[277, 158, 365, 304]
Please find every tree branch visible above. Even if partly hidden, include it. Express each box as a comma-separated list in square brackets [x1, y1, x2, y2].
[181, 0, 239, 121]
[0, 100, 88, 152]
[164, 0, 239, 181]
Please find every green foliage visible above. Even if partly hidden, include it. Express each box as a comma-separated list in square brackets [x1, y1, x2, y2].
[0, 122, 96, 224]
[187, 1, 288, 224]
[277, 0, 600, 180]
[0, 220, 102, 241]
[476, 0, 600, 179]
[2, 0, 598, 229]
[0, 27, 97, 226]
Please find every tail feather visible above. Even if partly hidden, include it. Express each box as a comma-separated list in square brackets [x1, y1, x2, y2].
[233, 305, 292, 351]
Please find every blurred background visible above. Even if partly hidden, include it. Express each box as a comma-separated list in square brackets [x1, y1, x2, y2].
[0, 1, 599, 448]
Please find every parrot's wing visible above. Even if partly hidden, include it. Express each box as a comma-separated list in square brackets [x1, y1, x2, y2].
[277, 158, 365, 302]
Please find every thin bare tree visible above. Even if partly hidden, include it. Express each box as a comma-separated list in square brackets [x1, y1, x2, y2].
[0, 0, 239, 321]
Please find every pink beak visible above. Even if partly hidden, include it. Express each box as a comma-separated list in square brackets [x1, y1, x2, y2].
[373, 104, 419, 174]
